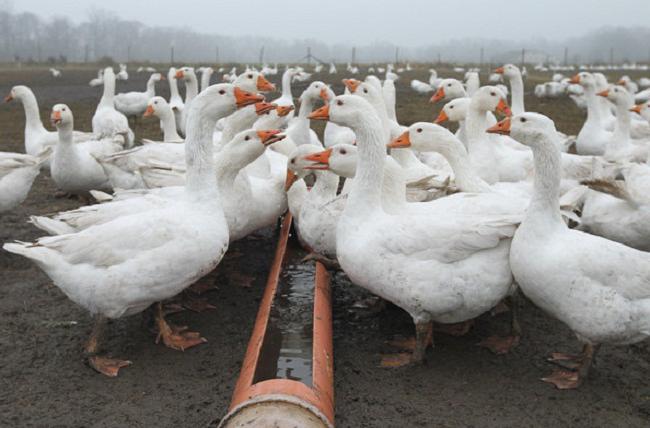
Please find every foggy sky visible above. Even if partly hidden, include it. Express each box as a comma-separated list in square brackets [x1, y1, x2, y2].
[6, 0, 650, 46]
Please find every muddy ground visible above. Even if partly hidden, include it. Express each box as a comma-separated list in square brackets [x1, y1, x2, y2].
[1, 65, 649, 427]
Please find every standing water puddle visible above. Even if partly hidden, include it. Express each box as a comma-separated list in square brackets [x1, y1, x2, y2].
[253, 238, 314, 386]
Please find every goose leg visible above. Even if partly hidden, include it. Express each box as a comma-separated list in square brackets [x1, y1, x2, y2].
[84, 316, 131, 377]
[479, 293, 522, 354]
[155, 302, 207, 351]
[542, 343, 599, 389]
[380, 321, 433, 368]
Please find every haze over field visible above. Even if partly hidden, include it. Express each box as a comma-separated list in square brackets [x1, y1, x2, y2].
[1, 0, 649, 63]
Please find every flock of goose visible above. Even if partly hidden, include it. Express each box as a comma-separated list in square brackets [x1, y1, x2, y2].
[3, 61, 650, 391]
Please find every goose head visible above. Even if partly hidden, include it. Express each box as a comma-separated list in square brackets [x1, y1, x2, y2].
[148, 73, 165, 83]
[175, 67, 196, 83]
[304, 144, 358, 179]
[50, 104, 74, 129]
[388, 123, 457, 154]
[143, 96, 170, 118]
[597, 85, 634, 108]
[470, 86, 511, 117]
[234, 70, 276, 93]
[254, 101, 277, 116]
[4, 85, 32, 103]
[569, 72, 597, 89]
[630, 102, 650, 123]
[225, 128, 285, 165]
[495, 64, 521, 81]
[487, 113, 557, 149]
[300, 81, 329, 103]
[189, 84, 264, 124]
[342, 79, 384, 111]
[435, 98, 470, 124]
[103, 67, 115, 80]
[308, 94, 376, 130]
[285, 144, 325, 190]
[430, 79, 466, 103]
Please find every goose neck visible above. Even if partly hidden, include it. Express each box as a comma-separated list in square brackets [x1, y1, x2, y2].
[584, 85, 603, 124]
[100, 73, 116, 107]
[160, 108, 182, 142]
[281, 70, 294, 100]
[437, 137, 491, 192]
[509, 74, 525, 115]
[184, 105, 220, 198]
[184, 75, 199, 103]
[525, 134, 564, 229]
[345, 112, 386, 214]
[145, 78, 157, 97]
[18, 91, 46, 134]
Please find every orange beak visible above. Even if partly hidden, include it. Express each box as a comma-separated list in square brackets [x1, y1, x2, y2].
[617, 79, 626, 86]
[50, 110, 62, 125]
[495, 66, 505, 74]
[308, 104, 330, 121]
[234, 87, 265, 108]
[285, 169, 298, 191]
[486, 118, 511, 135]
[496, 99, 512, 117]
[4, 93, 13, 102]
[387, 131, 411, 149]
[304, 148, 332, 170]
[257, 129, 285, 146]
[319, 87, 330, 101]
[255, 101, 276, 115]
[342, 79, 361, 93]
[257, 75, 276, 92]
[143, 105, 155, 117]
[568, 74, 581, 84]
[276, 105, 295, 117]
[434, 110, 449, 124]
[597, 90, 609, 98]
[175, 70, 184, 79]
[430, 87, 445, 103]
[630, 104, 643, 114]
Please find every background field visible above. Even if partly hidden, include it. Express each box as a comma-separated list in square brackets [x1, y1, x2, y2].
[1, 64, 649, 427]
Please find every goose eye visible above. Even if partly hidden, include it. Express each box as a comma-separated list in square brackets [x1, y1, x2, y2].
[248, 74, 253, 79]
[290, 159, 295, 164]
[417, 128, 422, 133]
[245, 136, 250, 141]
[490, 92, 496, 96]
[218, 89, 225, 95]
[337, 100, 344, 106]
[447, 83, 452, 87]
[340, 148, 347, 155]
[363, 88, 368, 93]
[449, 105, 454, 109]
[520, 118, 527, 123]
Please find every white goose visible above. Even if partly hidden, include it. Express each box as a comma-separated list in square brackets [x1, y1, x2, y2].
[92, 67, 134, 148]
[0, 148, 51, 212]
[50, 104, 123, 195]
[598, 86, 649, 162]
[5, 86, 94, 162]
[488, 113, 650, 389]
[144, 96, 184, 143]
[89, 69, 104, 87]
[4, 84, 242, 377]
[308, 96, 520, 366]
[114, 72, 164, 122]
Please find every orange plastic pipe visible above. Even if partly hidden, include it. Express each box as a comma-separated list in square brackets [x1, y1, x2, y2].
[223, 214, 334, 426]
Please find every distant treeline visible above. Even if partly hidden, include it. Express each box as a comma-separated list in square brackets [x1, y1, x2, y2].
[1, 6, 649, 65]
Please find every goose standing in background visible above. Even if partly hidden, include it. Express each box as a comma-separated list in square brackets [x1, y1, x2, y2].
[91, 67, 134, 148]
[114, 72, 164, 129]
